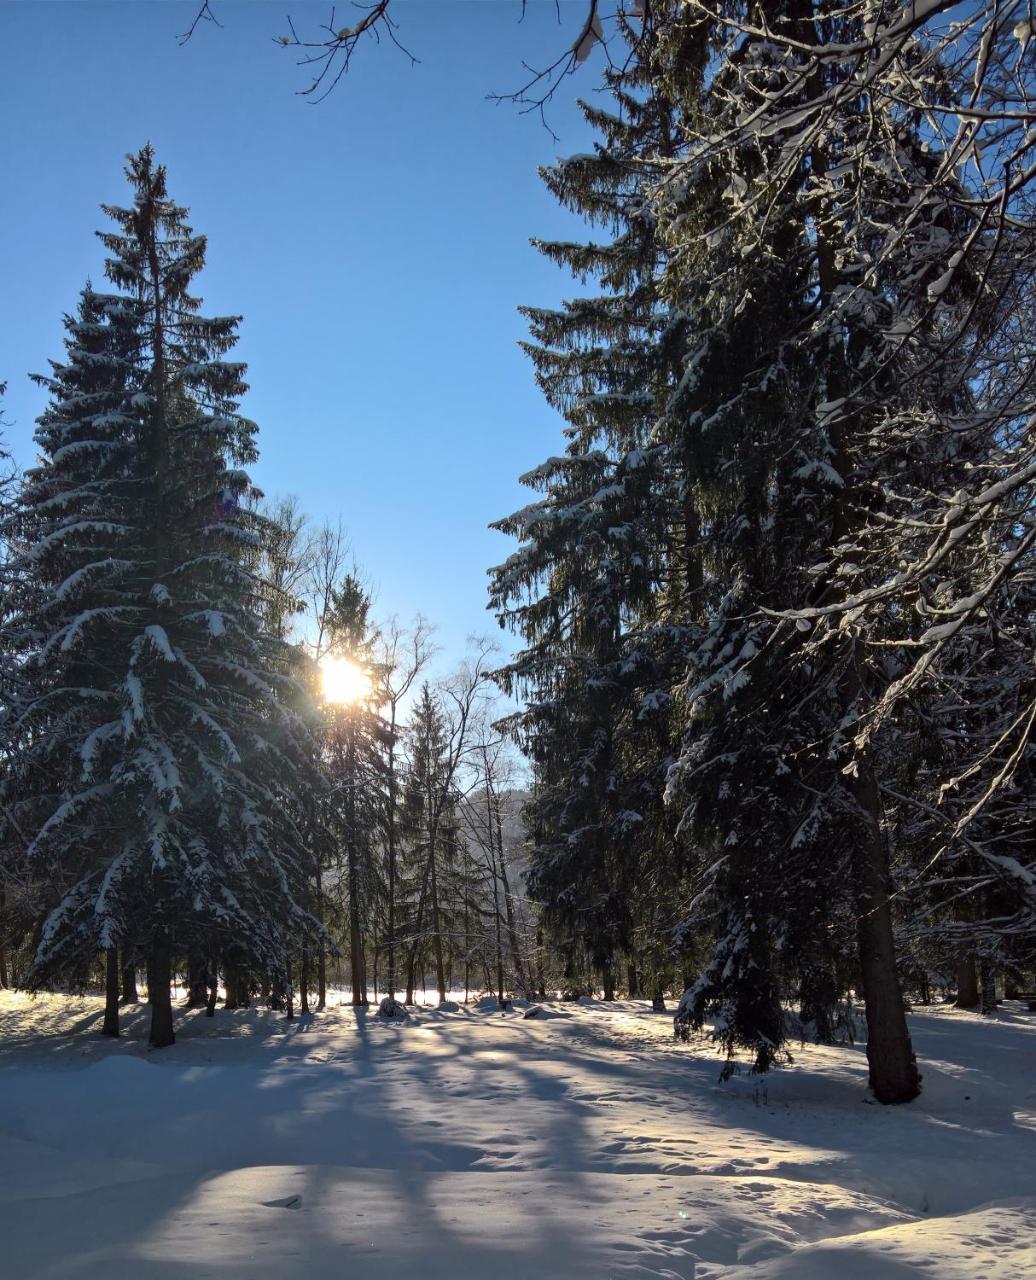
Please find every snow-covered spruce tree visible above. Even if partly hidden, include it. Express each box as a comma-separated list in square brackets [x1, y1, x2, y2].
[651, 51, 853, 1074]
[491, 13, 697, 1001]
[400, 682, 461, 1004]
[9, 148, 321, 1046]
[647, 1, 921, 1098]
[702, 1, 1036, 986]
[650, 0, 1036, 1099]
[0, 382, 23, 993]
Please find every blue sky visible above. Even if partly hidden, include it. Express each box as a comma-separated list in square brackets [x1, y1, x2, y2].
[0, 1, 606, 667]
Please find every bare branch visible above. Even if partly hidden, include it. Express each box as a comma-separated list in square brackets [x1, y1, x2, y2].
[178, 1, 222, 46]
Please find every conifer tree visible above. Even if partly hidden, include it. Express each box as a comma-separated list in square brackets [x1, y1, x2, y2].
[401, 683, 458, 1004]
[491, 13, 693, 1002]
[8, 147, 320, 1046]
[322, 572, 384, 1006]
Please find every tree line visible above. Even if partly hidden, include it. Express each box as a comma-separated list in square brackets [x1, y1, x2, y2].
[0, 147, 539, 1047]
[490, 0, 1035, 1104]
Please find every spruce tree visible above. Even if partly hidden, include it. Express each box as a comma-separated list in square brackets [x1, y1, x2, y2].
[491, 14, 694, 1004]
[322, 572, 384, 1006]
[9, 147, 320, 1045]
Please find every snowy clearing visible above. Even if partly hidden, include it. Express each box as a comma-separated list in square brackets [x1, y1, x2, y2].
[0, 993, 1034, 1278]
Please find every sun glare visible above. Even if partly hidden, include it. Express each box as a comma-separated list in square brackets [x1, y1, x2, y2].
[320, 656, 371, 706]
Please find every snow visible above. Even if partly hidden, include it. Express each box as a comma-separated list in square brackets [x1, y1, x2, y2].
[0, 993, 1033, 1277]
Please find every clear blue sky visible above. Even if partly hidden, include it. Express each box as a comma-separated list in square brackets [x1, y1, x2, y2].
[0, 1, 604, 666]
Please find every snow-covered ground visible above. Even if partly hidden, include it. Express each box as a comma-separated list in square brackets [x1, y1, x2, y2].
[0, 991, 1034, 1278]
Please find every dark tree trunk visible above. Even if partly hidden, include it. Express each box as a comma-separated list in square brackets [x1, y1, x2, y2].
[269, 973, 285, 1012]
[300, 942, 310, 1014]
[651, 990, 667, 1013]
[0, 889, 7, 988]
[804, 78, 919, 1104]
[205, 958, 218, 1017]
[185, 952, 208, 1008]
[847, 764, 919, 1103]
[350, 921, 367, 1007]
[429, 837, 446, 1004]
[386, 708, 399, 1000]
[499, 850, 530, 999]
[121, 951, 138, 1004]
[102, 948, 120, 1037]
[602, 964, 616, 1002]
[148, 940, 175, 1048]
[627, 963, 640, 1000]
[980, 958, 998, 1016]
[225, 966, 241, 1011]
[955, 952, 980, 1009]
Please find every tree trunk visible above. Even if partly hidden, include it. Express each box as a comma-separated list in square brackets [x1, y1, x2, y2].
[300, 941, 310, 1014]
[405, 837, 435, 1005]
[955, 952, 980, 1009]
[224, 966, 241, 1011]
[386, 706, 399, 999]
[148, 940, 175, 1048]
[602, 964, 616, 1002]
[185, 952, 208, 1008]
[269, 973, 285, 1012]
[651, 990, 666, 1013]
[205, 956, 218, 1017]
[102, 948, 120, 1037]
[499, 851, 530, 998]
[980, 958, 998, 1016]
[627, 963, 640, 1000]
[429, 850, 446, 1004]
[804, 59, 919, 1104]
[0, 889, 7, 988]
[121, 951, 138, 1004]
[847, 763, 919, 1103]
[350, 921, 367, 1006]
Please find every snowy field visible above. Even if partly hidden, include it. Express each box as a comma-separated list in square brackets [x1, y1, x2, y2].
[0, 992, 1034, 1279]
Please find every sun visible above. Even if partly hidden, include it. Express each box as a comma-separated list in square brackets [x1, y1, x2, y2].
[320, 656, 371, 706]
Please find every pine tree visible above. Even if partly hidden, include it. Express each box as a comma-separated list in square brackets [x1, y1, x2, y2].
[9, 147, 320, 1046]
